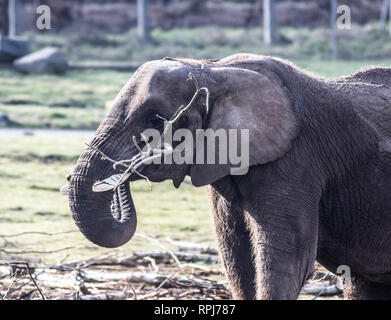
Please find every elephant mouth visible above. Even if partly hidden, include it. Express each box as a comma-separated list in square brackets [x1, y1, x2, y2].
[60, 173, 132, 195]
[89, 140, 174, 192]
[92, 173, 132, 192]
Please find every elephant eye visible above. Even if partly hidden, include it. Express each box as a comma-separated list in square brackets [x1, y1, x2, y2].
[145, 113, 164, 130]
[178, 116, 189, 128]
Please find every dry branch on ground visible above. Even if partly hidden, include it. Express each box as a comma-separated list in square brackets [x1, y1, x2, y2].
[0, 237, 342, 300]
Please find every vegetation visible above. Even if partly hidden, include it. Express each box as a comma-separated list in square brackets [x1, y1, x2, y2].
[0, 68, 129, 129]
[27, 24, 391, 64]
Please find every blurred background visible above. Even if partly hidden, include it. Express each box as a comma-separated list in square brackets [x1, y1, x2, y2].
[0, 0, 390, 299]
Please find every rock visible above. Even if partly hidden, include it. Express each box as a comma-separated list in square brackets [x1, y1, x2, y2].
[13, 47, 68, 74]
[0, 36, 30, 62]
[23, 130, 35, 136]
[0, 112, 10, 124]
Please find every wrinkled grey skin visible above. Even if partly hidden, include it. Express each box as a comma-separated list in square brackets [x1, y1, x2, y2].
[68, 54, 391, 299]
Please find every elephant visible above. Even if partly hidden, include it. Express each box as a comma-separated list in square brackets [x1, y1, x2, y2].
[65, 54, 391, 300]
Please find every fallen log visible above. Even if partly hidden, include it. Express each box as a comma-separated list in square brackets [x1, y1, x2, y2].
[33, 271, 79, 290]
[73, 255, 138, 268]
[132, 252, 219, 264]
[78, 291, 131, 300]
[78, 269, 170, 285]
[166, 238, 218, 255]
[71, 251, 219, 268]
[137, 289, 169, 300]
[302, 281, 342, 296]
[0, 266, 10, 279]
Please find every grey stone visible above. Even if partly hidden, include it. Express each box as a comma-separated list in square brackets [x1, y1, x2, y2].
[0, 36, 30, 62]
[0, 112, 10, 124]
[13, 47, 68, 74]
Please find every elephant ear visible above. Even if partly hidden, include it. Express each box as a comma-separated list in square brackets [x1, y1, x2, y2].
[190, 67, 299, 187]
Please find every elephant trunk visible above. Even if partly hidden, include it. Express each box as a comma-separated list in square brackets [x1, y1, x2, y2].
[69, 143, 137, 248]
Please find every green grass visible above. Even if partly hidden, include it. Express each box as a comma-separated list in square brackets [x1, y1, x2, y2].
[0, 68, 130, 107]
[2, 59, 391, 130]
[0, 135, 213, 264]
[27, 24, 391, 64]
[296, 60, 391, 78]
[0, 68, 130, 129]
[0, 105, 107, 129]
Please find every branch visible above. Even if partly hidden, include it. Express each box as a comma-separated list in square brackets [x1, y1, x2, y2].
[166, 238, 218, 255]
[9, 262, 46, 300]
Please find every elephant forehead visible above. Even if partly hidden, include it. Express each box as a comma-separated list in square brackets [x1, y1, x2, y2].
[130, 60, 190, 102]
[113, 60, 188, 112]
[135, 60, 187, 88]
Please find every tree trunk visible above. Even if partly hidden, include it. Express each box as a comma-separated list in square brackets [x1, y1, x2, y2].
[8, 0, 17, 36]
[137, 0, 151, 44]
[330, 0, 338, 60]
[0, 0, 9, 35]
[380, 0, 389, 30]
[263, 0, 276, 45]
[389, 0, 391, 38]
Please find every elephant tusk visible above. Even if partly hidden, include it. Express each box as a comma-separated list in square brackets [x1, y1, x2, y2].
[92, 173, 132, 192]
[60, 184, 70, 195]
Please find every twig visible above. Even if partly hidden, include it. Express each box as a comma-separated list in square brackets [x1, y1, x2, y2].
[132, 169, 152, 190]
[85, 143, 118, 165]
[153, 270, 180, 294]
[2, 277, 16, 300]
[9, 262, 46, 300]
[136, 233, 182, 268]
[132, 135, 143, 153]
[144, 256, 159, 273]
[126, 281, 138, 300]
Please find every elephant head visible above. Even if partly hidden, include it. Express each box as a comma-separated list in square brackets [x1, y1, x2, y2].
[66, 56, 299, 248]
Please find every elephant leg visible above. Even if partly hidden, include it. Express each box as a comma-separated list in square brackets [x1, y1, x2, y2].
[208, 185, 256, 300]
[246, 211, 318, 300]
[343, 274, 391, 300]
[238, 164, 321, 299]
